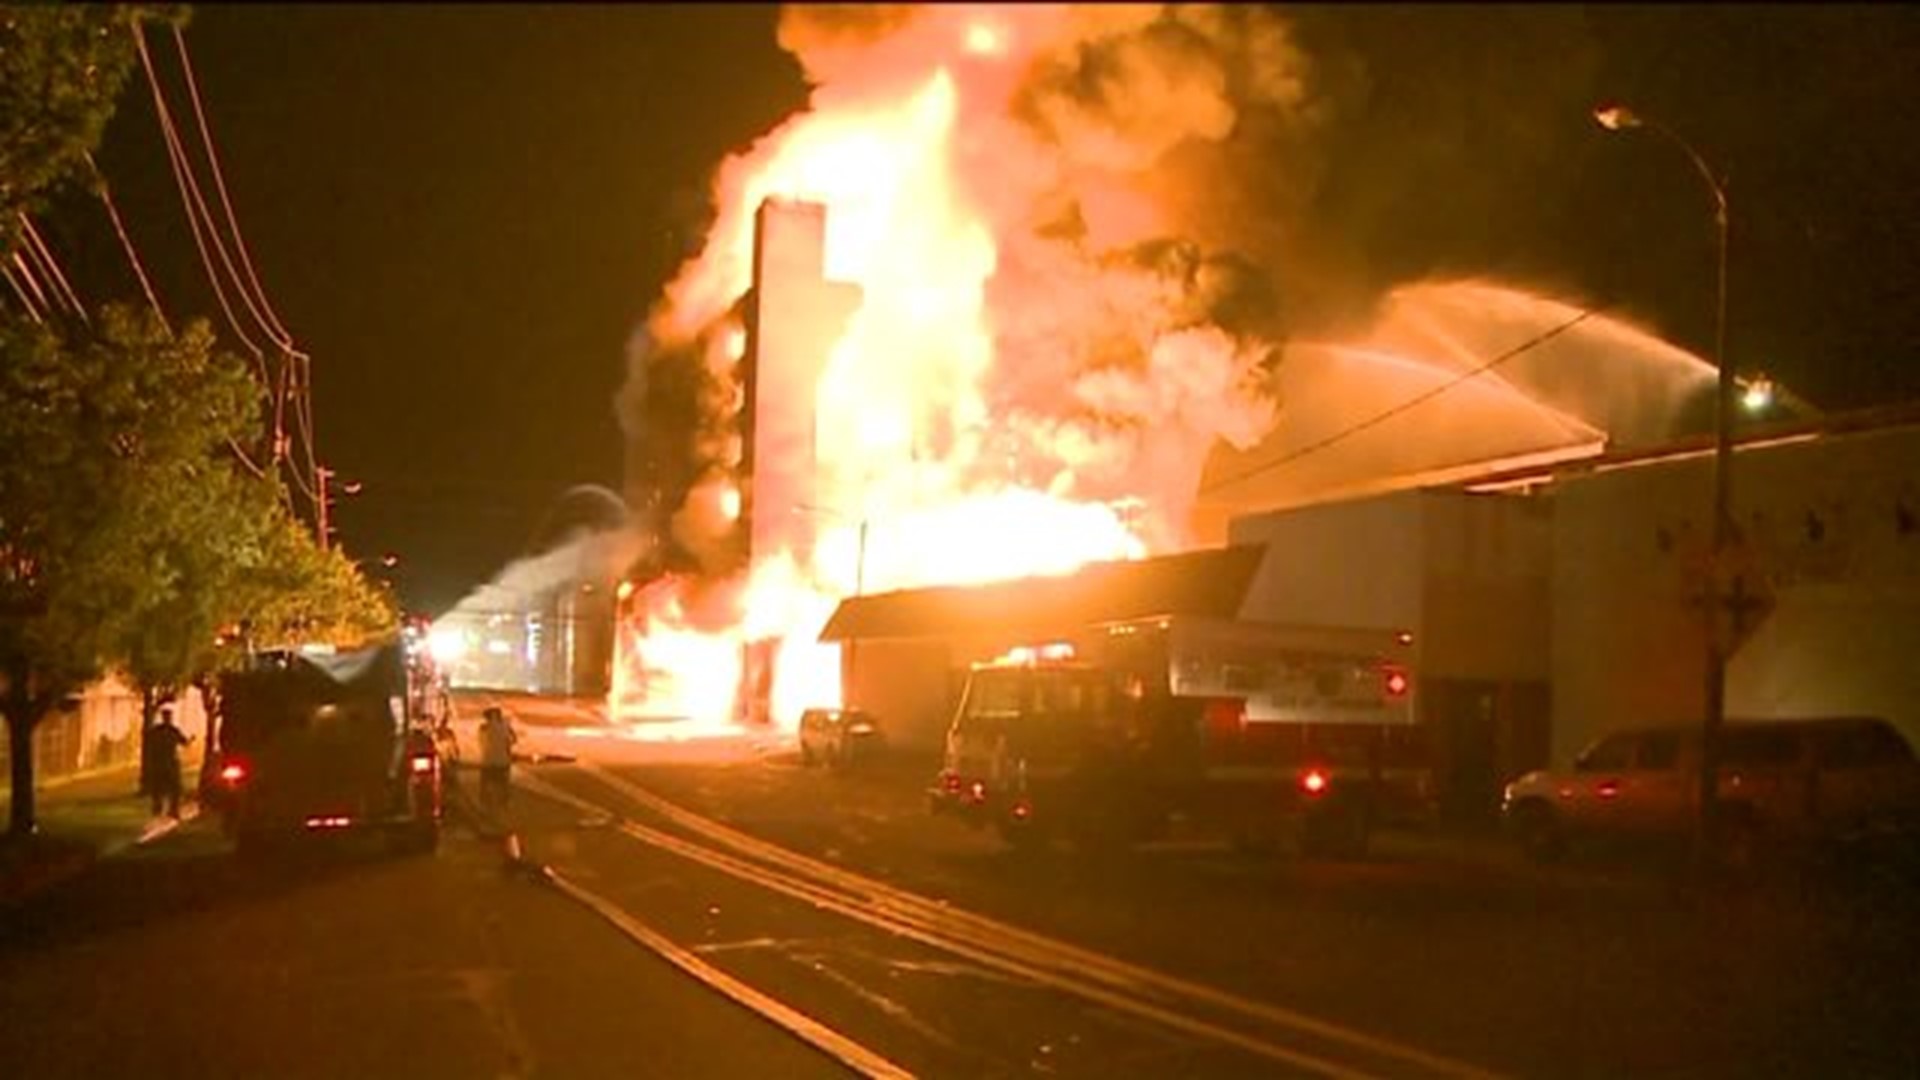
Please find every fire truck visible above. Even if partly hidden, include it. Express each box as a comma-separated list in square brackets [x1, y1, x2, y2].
[927, 616, 1429, 857]
[209, 641, 442, 856]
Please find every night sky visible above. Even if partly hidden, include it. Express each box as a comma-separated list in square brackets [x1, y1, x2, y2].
[43, 4, 1920, 615]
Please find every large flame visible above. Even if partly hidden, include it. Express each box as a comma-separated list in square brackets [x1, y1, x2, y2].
[617, 4, 1294, 731]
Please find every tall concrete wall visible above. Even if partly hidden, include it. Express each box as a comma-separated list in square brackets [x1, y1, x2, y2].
[1551, 424, 1920, 764]
[742, 199, 861, 571]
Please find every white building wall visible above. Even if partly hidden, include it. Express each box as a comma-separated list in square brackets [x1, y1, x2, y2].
[1417, 492, 1554, 681]
[1228, 493, 1428, 635]
[1551, 423, 1920, 764]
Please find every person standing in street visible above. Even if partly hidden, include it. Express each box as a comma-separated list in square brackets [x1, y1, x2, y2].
[478, 705, 519, 817]
[144, 706, 192, 819]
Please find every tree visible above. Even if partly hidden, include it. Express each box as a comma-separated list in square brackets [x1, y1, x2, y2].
[111, 465, 399, 791]
[0, 305, 256, 834]
[0, 5, 182, 254]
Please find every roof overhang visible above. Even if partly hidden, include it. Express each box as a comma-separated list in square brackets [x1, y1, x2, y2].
[819, 545, 1267, 644]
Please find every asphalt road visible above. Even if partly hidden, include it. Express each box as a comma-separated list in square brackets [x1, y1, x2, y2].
[0, 775, 845, 1079]
[3, 692, 1916, 1079]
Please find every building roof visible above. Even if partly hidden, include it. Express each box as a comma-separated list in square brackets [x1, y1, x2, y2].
[818, 545, 1267, 643]
[1464, 400, 1920, 496]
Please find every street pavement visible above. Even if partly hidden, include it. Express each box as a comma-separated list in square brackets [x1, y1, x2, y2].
[0, 740, 849, 1079]
[4, 692, 1915, 1078]
[0, 764, 200, 907]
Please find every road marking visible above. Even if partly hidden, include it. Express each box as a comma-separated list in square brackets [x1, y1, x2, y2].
[526, 854, 913, 1080]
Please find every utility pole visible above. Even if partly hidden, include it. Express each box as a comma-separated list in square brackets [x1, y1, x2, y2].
[315, 464, 333, 552]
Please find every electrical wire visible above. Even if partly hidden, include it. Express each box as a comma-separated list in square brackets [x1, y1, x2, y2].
[84, 151, 170, 331]
[142, 20, 319, 517]
[8, 250, 53, 315]
[18, 215, 90, 325]
[294, 354, 325, 504]
[1199, 304, 1607, 496]
[226, 435, 268, 478]
[170, 23, 300, 353]
[135, 22, 270, 380]
[3, 259, 47, 324]
[272, 356, 291, 464]
[282, 356, 324, 510]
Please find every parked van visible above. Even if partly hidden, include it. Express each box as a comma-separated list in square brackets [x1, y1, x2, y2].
[1502, 716, 1920, 863]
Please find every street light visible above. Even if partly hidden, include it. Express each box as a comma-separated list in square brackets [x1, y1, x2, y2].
[1595, 101, 1734, 877]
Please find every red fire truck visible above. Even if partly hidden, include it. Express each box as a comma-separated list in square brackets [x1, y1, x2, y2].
[210, 641, 442, 856]
[928, 617, 1429, 857]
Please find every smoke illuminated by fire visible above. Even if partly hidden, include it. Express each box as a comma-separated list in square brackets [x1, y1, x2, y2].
[613, 4, 1307, 730]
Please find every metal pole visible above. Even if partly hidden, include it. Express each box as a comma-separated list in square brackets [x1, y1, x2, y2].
[1700, 162, 1732, 878]
[1645, 117, 1733, 876]
[847, 518, 867, 710]
[1598, 106, 1733, 876]
[855, 518, 868, 597]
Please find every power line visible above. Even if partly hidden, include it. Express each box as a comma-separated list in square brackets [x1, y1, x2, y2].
[3, 256, 47, 324]
[135, 22, 269, 379]
[84, 151, 170, 331]
[1199, 304, 1608, 496]
[17, 215, 90, 325]
[135, 19, 323, 524]
[6, 250, 53, 318]
[226, 436, 268, 479]
[170, 23, 300, 353]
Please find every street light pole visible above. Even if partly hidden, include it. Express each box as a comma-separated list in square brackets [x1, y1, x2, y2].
[1596, 103, 1733, 876]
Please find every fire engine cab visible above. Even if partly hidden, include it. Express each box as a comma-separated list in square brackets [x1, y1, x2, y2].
[928, 618, 1428, 857]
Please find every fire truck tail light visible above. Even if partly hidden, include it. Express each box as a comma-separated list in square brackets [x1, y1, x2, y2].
[1301, 768, 1331, 796]
[219, 761, 248, 785]
[1383, 666, 1410, 698]
[1203, 698, 1246, 737]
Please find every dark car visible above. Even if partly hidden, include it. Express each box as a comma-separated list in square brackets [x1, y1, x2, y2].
[798, 707, 884, 768]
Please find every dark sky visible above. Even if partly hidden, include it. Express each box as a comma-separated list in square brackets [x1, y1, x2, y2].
[51, 4, 1920, 615]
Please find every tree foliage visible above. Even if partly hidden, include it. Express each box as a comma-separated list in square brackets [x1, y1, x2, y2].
[1, 305, 394, 833]
[0, 5, 183, 253]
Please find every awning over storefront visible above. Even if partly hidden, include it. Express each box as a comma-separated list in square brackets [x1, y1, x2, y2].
[818, 545, 1267, 644]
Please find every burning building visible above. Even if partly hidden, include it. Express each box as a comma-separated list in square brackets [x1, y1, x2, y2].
[607, 4, 1918, 814]
[611, 7, 1300, 731]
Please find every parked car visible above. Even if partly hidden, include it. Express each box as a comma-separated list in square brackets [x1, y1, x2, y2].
[798, 707, 884, 769]
[1502, 716, 1920, 865]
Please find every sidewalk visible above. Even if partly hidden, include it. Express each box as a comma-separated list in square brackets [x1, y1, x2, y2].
[0, 764, 197, 907]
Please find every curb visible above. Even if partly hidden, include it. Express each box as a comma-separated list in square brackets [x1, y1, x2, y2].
[0, 801, 200, 908]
